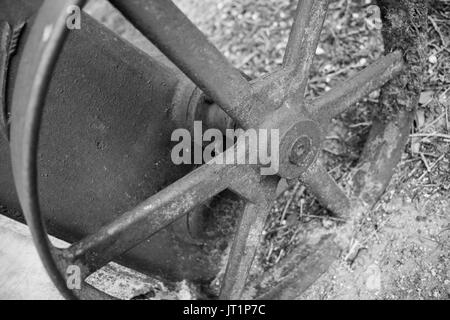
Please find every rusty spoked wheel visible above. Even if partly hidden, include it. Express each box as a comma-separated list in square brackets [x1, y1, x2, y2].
[10, 0, 422, 299]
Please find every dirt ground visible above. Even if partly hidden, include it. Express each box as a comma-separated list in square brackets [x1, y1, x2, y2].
[85, 0, 449, 300]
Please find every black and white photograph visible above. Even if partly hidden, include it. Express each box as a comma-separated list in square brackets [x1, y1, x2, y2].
[0, 0, 449, 306]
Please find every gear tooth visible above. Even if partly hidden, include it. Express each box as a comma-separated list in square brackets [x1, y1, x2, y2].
[8, 22, 26, 56]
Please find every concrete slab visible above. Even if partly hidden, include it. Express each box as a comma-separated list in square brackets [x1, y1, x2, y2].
[0, 215, 64, 300]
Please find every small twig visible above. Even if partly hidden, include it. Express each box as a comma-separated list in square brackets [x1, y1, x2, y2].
[420, 236, 449, 249]
[420, 152, 441, 158]
[325, 135, 341, 141]
[410, 133, 450, 140]
[266, 225, 288, 235]
[299, 198, 304, 217]
[420, 153, 431, 172]
[404, 161, 422, 181]
[345, 213, 395, 264]
[401, 157, 421, 165]
[323, 148, 342, 156]
[265, 241, 274, 261]
[445, 104, 449, 132]
[444, 105, 450, 132]
[418, 113, 444, 133]
[348, 122, 372, 128]
[275, 249, 284, 264]
[344, 239, 363, 264]
[288, 225, 302, 244]
[302, 214, 347, 223]
[428, 16, 448, 47]
[280, 183, 303, 222]
[235, 51, 258, 69]
[418, 154, 445, 181]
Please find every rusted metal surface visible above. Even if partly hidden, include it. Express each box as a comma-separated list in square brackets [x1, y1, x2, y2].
[220, 202, 269, 300]
[377, 0, 429, 115]
[4, 0, 428, 300]
[10, 0, 87, 300]
[220, 175, 278, 300]
[351, 110, 414, 206]
[257, 0, 429, 299]
[66, 163, 239, 278]
[0, 0, 239, 284]
[309, 51, 404, 124]
[351, 0, 429, 207]
[278, 118, 323, 179]
[300, 159, 351, 218]
[108, 0, 257, 129]
[283, 0, 329, 103]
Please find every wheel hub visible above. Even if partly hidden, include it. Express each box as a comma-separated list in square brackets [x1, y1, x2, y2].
[278, 118, 322, 179]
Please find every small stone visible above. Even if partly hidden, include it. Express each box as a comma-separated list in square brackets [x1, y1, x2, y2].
[365, 264, 382, 292]
[316, 46, 325, 55]
[322, 219, 334, 229]
[429, 55, 438, 64]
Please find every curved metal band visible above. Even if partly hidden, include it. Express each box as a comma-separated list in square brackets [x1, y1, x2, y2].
[10, 0, 88, 300]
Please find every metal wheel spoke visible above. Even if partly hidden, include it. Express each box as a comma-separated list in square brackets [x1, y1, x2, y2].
[66, 162, 238, 277]
[283, 0, 329, 99]
[220, 174, 278, 300]
[108, 0, 256, 128]
[351, 110, 414, 207]
[309, 51, 404, 123]
[220, 202, 269, 300]
[300, 158, 351, 218]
